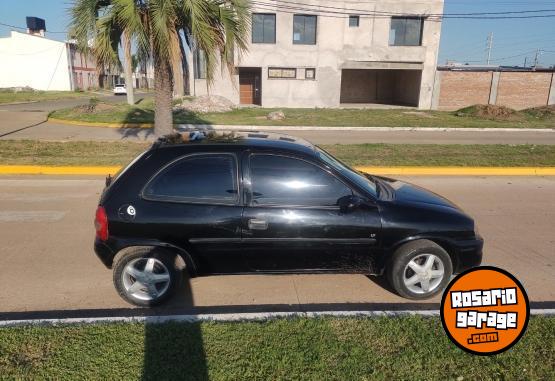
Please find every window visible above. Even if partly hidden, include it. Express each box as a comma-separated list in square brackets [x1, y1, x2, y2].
[194, 49, 207, 79]
[389, 17, 424, 46]
[293, 15, 317, 45]
[252, 13, 276, 43]
[249, 154, 352, 207]
[305, 68, 316, 80]
[268, 67, 297, 79]
[349, 15, 360, 27]
[143, 154, 238, 203]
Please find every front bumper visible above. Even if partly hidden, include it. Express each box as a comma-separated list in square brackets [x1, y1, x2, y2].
[452, 235, 484, 273]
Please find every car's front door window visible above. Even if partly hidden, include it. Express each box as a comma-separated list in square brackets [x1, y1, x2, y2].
[249, 154, 352, 207]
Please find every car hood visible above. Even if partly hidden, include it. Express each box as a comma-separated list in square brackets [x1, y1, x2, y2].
[377, 177, 461, 210]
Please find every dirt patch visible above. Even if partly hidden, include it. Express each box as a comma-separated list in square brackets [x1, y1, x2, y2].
[455, 104, 521, 120]
[523, 105, 555, 120]
[173, 95, 235, 113]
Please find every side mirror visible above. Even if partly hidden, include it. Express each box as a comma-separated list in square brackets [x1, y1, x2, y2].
[338, 195, 366, 213]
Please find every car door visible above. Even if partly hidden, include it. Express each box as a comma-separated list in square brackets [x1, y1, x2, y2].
[139, 152, 246, 274]
[241, 152, 382, 273]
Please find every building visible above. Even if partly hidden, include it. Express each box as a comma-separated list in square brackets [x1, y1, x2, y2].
[0, 17, 101, 91]
[190, 0, 444, 109]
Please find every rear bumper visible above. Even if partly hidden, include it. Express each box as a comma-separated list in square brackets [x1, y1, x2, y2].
[452, 235, 484, 273]
[94, 238, 115, 268]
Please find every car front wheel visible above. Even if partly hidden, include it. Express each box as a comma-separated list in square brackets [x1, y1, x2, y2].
[113, 247, 182, 307]
[387, 239, 453, 300]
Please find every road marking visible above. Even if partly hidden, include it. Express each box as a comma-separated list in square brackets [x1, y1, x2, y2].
[0, 309, 553, 327]
[0, 211, 66, 222]
[0, 166, 120, 175]
[1, 165, 554, 176]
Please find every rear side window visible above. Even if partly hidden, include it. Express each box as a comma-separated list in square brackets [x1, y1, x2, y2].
[249, 154, 352, 207]
[143, 154, 238, 203]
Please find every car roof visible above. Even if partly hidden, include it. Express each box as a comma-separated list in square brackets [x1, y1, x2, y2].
[151, 131, 318, 156]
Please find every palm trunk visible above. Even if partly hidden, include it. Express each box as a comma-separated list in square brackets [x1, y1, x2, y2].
[154, 52, 174, 136]
[170, 32, 184, 98]
[122, 32, 135, 105]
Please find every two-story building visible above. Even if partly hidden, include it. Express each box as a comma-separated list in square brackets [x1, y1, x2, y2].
[191, 0, 444, 109]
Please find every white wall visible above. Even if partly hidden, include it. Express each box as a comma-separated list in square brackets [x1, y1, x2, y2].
[0, 31, 71, 91]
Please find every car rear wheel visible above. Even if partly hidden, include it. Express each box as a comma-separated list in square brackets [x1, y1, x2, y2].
[387, 240, 453, 300]
[113, 247, 182, 307]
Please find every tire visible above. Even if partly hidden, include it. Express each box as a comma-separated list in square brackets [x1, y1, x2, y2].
[113, 247, 182, 307]
[386, 239, 453, 300]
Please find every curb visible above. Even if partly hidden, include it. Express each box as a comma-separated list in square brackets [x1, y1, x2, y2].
[1, 165, 554, 176]
[1, 308, 553, 327]
[46, 118, 555, 133]
[48, 118, 153, 129]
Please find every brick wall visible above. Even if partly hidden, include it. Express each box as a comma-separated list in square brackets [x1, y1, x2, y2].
[496, 72, 552, 110]
[436, 70, 554, 111]
[437, 71, 492, 111]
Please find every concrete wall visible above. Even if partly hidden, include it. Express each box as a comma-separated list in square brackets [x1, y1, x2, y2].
[436, 70, 555, 111]
[193, 0, 444, 109]
[0, 31, 71, 91]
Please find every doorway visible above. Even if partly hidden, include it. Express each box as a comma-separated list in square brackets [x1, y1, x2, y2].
[239, 68, 261, 105]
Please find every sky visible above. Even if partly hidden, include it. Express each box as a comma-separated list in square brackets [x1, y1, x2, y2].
[1, 0, 554, 67]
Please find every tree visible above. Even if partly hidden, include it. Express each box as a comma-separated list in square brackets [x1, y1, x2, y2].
[69, 0, 250, 136]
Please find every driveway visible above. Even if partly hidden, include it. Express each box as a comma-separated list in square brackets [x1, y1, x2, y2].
[0, 175, 553, 319]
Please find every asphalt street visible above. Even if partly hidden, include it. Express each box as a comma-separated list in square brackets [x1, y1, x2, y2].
[0, 175, 553, 318]
[0, 98, 554, 144]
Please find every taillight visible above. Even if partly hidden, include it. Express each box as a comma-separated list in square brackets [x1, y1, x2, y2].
[95, 206, 109, 241]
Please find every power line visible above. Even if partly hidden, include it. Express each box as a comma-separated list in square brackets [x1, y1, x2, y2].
[0, 21, 66, 35]
[253, 1, 555, 19]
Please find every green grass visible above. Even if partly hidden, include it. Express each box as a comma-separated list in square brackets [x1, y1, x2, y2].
[0, 89, 92, 104]
[1, 140, 554, 167]
[49, 101, 555, 128]
[0, 316, 553, 380]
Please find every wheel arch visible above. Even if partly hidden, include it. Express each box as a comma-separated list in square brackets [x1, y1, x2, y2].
[114, 242, 198, 276]
[386, 235, 459, 272]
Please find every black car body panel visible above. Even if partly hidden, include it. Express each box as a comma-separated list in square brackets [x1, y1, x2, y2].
[95, 133, 483, 277]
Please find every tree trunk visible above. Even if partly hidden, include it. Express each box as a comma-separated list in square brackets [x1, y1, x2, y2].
[171, 32, 184, 98]
[122, 32, 135, 105]
[154, 52, 174, 136]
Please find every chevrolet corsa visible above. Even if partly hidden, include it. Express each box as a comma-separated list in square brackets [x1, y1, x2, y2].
[94, 132, 483, 306]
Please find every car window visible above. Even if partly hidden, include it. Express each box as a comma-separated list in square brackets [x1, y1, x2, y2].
[143, 154, 238, 203]
[316, 147, 377, 198]
[249, 154, 352, 207]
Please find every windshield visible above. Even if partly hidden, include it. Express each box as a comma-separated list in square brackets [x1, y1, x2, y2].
[316, 147, 377, 198]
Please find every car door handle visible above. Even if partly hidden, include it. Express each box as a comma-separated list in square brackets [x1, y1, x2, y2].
[248, 219, 268, 230]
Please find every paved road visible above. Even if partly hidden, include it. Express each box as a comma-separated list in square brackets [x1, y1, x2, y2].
[3, 122, 555, 145]
[0, 175, 553, 318]
[0, 94, 151, 138]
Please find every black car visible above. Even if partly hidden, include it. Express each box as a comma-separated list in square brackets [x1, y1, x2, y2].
[94, 132, 483, 306]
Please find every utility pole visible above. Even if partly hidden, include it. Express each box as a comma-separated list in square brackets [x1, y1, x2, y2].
[533, 48, 543, 70]
[486, 32, 494, 65]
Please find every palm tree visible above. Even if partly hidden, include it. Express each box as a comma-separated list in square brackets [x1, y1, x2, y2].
[69, 0, 250, 136]
[70, 0, 136, 106]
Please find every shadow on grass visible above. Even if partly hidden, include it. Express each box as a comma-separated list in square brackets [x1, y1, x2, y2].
[114, 97, 216, 141]
[142, 275, 209, 380]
